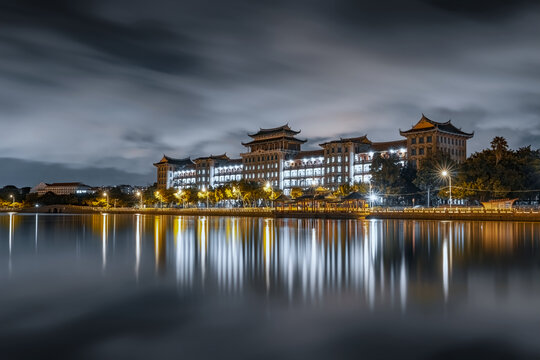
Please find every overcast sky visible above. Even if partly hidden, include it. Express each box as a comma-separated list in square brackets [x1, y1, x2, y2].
[1, 0, 539, 186]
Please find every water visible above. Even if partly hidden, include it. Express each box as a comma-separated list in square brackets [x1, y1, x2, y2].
[1, 213, 539, 359]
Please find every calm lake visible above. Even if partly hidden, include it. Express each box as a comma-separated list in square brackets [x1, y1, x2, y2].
[1, 213, 539, 359]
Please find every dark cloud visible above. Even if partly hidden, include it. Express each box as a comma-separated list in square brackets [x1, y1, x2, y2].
[0, 158, 154, 187]
[0, 0, 199, 74]
[0, 0, 539, 185]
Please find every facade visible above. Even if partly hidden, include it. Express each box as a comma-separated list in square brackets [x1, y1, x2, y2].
[30, 182, 94, 196]
[400, 114, 474, 167]
[155, 116, 473, 194]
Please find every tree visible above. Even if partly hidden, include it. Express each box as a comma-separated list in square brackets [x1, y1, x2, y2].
[414, 152, 456, 206]
[454, 138, 540, 202]
[290, 187, 303, 199]
[369, 153, 402, 205]
[490, 136, 509, 166]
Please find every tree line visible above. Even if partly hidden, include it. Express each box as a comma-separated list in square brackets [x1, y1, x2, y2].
[1, 137, 538, 209]
[369, 136, 540, 206]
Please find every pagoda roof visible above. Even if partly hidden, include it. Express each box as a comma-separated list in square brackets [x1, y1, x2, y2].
[370, 140, 407, 152]
[153, 155, 194, 167]
[319, 135, 371, 147]
[247, 124, 301, 138]
[194, 153, 230, 161]
[400, 114, 474, 137]
[242, 135, 307, 147]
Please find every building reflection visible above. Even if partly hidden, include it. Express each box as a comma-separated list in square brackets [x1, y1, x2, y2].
[1, 213, 540, 308]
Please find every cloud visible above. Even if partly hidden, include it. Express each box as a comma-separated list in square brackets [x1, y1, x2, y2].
[0, 158, 154, 187]
[0, 0, 539, 185]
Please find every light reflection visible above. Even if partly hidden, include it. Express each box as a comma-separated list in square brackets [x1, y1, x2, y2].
[102, 213, 108, 272]
[135, 214, 141, 281]
[8, 212, 14, 275]
[4, 214, 538, 310]
[34, 214, 38, 253]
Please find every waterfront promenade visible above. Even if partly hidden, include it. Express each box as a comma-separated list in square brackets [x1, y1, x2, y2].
[2, 205, 540, 221]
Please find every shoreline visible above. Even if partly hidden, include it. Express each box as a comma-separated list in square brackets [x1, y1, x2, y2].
[2, 205, 540, 222]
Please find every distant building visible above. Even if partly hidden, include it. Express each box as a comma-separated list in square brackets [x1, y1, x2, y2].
[400, 114, 474, 167]
[154, 124, 409, 194]
[30, 182, 94, 196]
[155, 116, 473, 193]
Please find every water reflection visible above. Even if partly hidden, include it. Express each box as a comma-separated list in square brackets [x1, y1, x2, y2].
[1, 214, 539, 311]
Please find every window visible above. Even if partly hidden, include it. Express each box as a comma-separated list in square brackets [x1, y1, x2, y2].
[419, 148, 424, 155]
[411, 149, 416, 156]
[411, 138, 416, 144]
[427, 136, 432, 143]
[419, 137, 424, 144]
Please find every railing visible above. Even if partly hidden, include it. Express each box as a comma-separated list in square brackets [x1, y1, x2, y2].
[370, 207, 540, 215]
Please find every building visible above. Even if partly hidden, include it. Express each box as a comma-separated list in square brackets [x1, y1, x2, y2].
[400, 114, 474, 167]
[30, 182, 94, 196]
[241, 125, 307, 189]
[155, 115, 472, 194]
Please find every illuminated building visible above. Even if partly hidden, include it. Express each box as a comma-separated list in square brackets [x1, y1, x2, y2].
[399, 114, 474, 167]
[30, 182, 95, 196]
[155, 116, 472, 193]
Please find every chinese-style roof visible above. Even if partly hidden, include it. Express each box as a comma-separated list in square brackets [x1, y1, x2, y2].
[153, 155, 194, 167]
[248, 124, 301, 138]
[293, 149, 324, 160]
[194, 153, 230, 161]
[242, 136, 307, 147]
[319, 135, 371, 147]
[399, 114, 474, 137]
[342, 191, 365, 200]
[370, 140, 407, 152]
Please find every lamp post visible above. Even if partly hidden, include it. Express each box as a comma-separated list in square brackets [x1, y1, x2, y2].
[264, 181, 274, 208]
[103, 192, 109, 208]
[177, 190, 185, 208]
[441, 170, 452, 208]
[201, 186, 209, 208]
[155, 191, 162, 208]
[136, 191, 143, 208]
[9, 194, 14, 206]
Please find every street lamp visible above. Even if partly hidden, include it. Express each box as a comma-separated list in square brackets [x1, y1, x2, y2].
[155, 191, 162, 208]
[9, 194, 14, 205]
[441, 170, 452, 208]
[233, 186, 241, 207]
[103, 192, 109, 208]
[136, 191, 143, 208]
[264, 181, 274, 208]
[177, 190, 185, 208]
[200, 186, 209, 208]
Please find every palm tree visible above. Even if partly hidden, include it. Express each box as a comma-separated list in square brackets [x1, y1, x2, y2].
[490, 136, 508, 166]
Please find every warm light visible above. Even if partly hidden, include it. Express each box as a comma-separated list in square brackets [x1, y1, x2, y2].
[136, 191, 141, 196]
[441, 170, 448, 177]
[103, 192, 107, 197]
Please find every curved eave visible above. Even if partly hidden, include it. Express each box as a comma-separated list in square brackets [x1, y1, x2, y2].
[242, 137, 307, 146]
[247, 130, 301, 138]
[400, 128, 473, 138]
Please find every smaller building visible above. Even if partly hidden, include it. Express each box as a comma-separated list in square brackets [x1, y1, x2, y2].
[31, 182, 94, 196]
[481, 199, 517, 209]
[400, 114, 473, 167]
